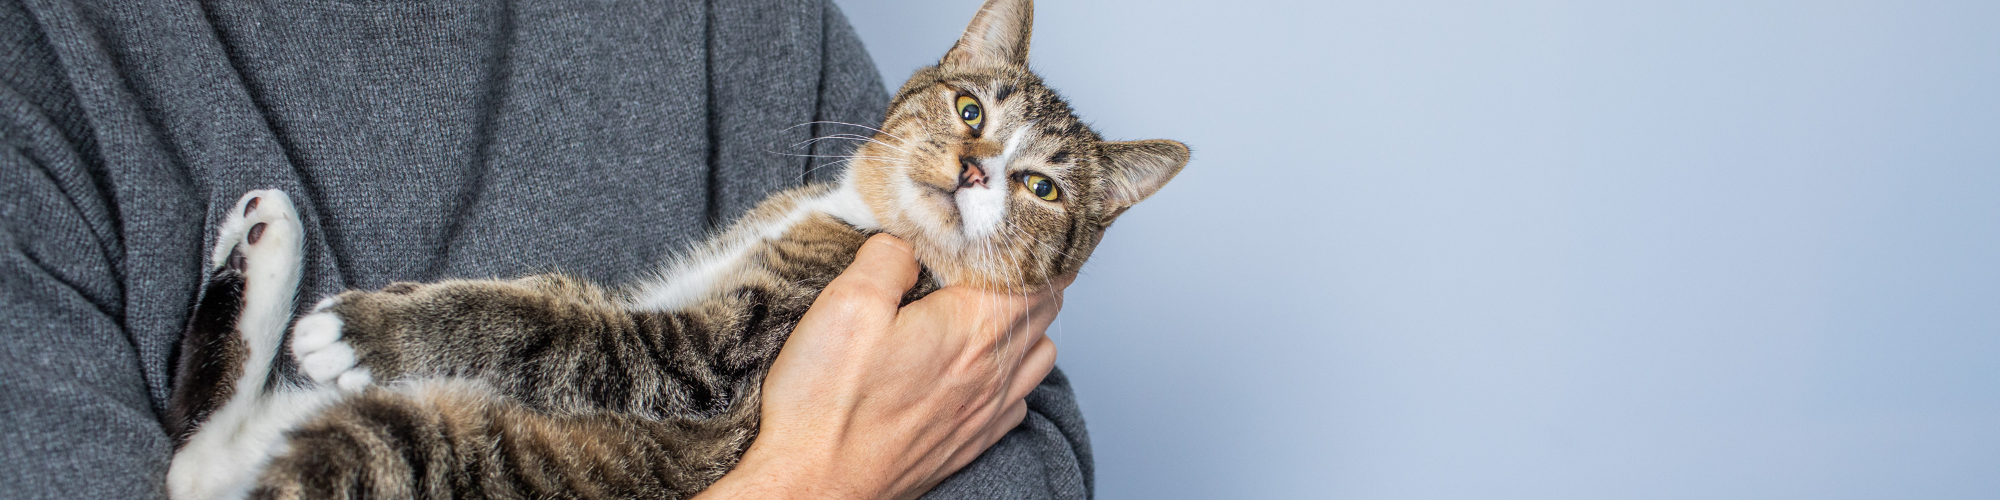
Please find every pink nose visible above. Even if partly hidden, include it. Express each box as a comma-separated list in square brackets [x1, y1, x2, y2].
[957, 158, 988, 189]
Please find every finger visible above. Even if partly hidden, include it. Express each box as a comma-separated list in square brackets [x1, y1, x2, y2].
[1024, 278, 1070, 329]
[1005, 336, 1057, 403]
[826, 233, 921, 301]
[1050, 273, 1077, 291]
[1026, 293, 1063, 332]
[1001, 291, 1059, 354]
[992, 399, 1029, 440]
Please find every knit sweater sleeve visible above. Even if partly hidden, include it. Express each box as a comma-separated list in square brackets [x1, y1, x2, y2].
[0, 70, 173, 500]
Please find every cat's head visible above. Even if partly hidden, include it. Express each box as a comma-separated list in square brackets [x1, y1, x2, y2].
[850, 0, 1189, 292]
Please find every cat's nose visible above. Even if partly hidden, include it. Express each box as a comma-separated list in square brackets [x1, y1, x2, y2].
[957, 157, 988, 190]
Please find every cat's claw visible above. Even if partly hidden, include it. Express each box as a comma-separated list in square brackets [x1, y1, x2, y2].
[292, 304, 372, 391]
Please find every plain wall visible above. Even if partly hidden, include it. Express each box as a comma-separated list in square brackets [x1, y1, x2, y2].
[836, 1, 2000, 498]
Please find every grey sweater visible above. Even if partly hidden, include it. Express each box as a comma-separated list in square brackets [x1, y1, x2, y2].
[0, 0, 1091, 498]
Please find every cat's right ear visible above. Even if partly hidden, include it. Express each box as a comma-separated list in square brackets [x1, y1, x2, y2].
[942, 0, 1033, 69]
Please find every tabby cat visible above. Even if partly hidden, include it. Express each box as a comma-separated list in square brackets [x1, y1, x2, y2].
[164, 0, 1187, 498]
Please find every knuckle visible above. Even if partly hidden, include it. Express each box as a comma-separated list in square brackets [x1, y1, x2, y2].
[863, 233, 914, 254]
[817, 285, 860, 304]
[828, 273, 897, 300]
[818, 286, 884, 311]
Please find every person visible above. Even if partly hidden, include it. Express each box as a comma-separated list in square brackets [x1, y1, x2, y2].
[0, 0, 1090, 498]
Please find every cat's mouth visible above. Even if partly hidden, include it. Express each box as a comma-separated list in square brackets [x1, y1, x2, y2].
[907, 156, 1006, 240]
[917, 158, 990, 213]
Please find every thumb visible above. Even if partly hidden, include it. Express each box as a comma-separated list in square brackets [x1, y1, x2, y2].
[829, 233, 921, 300]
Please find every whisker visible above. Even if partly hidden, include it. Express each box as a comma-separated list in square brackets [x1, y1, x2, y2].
[783, 120, 910, 143]
[790, 134, 914, 156]
[1001, 220, 1086, 264]
[767, 152, 911, 163]
[996, 222, 1074, 349]
[799, 158, 859, 182]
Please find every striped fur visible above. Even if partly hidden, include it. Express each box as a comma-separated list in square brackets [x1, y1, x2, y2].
[166, 0, 1189, 498]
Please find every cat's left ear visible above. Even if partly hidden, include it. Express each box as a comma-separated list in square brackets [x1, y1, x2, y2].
[1099, 139, 1190, 213]
[942, 0, 1033, 68]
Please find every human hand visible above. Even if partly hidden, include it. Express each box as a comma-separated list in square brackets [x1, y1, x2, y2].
[694, 234, 1067, 500]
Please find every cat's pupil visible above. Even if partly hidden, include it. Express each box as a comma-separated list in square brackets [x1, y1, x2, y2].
[1033, 179, 1051, 197]
[961, 104, 980, 121]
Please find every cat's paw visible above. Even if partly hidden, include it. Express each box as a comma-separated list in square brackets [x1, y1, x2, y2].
[211, 189, 305, 354]
[291, 300, 372, 392]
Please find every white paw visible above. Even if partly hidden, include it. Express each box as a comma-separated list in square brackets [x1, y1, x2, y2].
[209, 190, 303, 274]
[291, 308, 371, 391]
[290, 307, 343, 354]
[212, 189, 305, 356]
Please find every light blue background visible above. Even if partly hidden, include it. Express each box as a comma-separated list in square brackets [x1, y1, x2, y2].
[839, 1, 2000, 498]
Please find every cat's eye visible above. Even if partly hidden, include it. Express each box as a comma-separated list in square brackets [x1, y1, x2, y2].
[1021, 173, 1059, 201]
[956, 95, 983, 130]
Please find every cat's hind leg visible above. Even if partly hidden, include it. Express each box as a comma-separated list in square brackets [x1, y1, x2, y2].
[166, 190, 331, 500]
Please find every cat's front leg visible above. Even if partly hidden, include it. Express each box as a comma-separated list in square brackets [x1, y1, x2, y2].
[289, 274, 635, 396]
[291, 272, 593, 393]
[289, 280, 452, 389]
[290, 297, 375, 391]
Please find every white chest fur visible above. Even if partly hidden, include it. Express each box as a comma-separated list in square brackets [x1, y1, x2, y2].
[625, 180, 878, 312]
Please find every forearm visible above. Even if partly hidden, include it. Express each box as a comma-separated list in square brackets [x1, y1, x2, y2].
[693, 444, 873, 500]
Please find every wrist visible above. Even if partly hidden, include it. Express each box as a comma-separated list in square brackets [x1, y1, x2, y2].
[697, 436, 877, 500]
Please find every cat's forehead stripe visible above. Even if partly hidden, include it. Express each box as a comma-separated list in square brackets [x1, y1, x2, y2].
[950, 79, 1016, 103]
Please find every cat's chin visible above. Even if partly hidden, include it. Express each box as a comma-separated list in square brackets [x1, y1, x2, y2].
[865, 199, 1046, 293]
[897, 238, 1053, 293]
